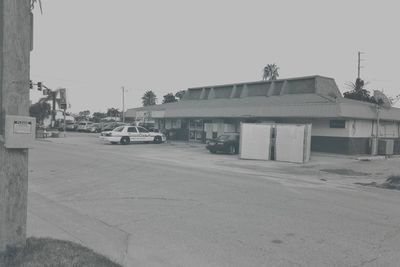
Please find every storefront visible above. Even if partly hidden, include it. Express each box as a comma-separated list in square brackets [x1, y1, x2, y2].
[125, 75, 400, 154]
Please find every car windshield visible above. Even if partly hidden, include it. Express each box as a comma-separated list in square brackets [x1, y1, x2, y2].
[113, 126, 124, 132]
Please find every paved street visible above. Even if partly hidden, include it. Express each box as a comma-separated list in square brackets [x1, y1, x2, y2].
[27, 133, 400, 267]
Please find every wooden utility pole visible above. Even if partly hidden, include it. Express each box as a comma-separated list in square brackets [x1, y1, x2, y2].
[0, 0, 32, 251]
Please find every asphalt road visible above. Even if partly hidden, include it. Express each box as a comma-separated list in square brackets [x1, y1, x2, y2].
[27, 133, 400, 267]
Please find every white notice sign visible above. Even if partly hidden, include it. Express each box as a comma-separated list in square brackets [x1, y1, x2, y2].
[13, 121, 32, 134]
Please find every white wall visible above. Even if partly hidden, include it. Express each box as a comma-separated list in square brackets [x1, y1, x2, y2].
[349, 120, 373, 138]
[164, 118, 400, 139]
[380, 121, 399, 138]
[310, 119, 350, 137]
[313, 119, 399, 138]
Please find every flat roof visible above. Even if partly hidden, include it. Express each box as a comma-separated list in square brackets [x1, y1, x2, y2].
[126, 76, 400, 121]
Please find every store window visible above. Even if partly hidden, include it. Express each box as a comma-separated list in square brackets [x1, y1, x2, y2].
[329, 120, 346, 128]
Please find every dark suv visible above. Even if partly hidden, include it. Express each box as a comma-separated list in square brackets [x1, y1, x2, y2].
[206, 133, 240, 154]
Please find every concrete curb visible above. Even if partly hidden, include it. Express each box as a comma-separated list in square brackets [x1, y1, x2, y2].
[357, 156, 386, 161]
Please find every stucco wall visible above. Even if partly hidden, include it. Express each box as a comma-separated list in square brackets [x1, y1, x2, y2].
[349, 119, 400, 138]
[310, 119, 350, 137]
[379, 121, 400, 138]
[349, 120, 373, 138]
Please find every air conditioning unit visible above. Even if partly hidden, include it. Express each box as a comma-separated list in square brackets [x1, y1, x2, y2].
[378, 139, 394, 155]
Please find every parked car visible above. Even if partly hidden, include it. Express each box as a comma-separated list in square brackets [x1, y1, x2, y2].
[138, 122, 156, 132]
[101, 122, 127, 132]
[66, 121, 77, 131]
[206, 133, 240, 154]
[87, 123, 102, 133]
[76, 121, 93, 132]
[100, 125, 166, 145]
[58, 121, 77, 131]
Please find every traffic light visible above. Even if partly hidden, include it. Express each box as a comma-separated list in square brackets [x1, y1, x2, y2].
[37, 82, 42, 91]
[29, 80, 33, 89]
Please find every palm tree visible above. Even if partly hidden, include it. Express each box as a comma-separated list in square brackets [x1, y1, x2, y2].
[142, 90, 157, 106]
[343, 78, 375, 103]
[262, 64, 280, 81]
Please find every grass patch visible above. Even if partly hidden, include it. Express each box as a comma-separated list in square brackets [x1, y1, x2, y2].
[0, 237, 122, 267]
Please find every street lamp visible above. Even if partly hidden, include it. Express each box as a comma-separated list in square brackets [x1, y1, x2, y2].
[121, 86, 128, 123]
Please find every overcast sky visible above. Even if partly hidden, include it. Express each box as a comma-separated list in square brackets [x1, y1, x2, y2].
[30, 0, 400, 113]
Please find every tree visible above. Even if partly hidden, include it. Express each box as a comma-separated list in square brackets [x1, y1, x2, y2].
[106, 108, 121, 117]
[29, 102, 51, 125]
[79, 110, 90, 117]
[343, 78, 376, 103]
[162, 93, 177, 104]
[142, 90, 157, 106]
[74, 110, 91, 122]
[175, 90, 186, 100]
[262, 64, 280, 81]
[92, 112, 107, 123]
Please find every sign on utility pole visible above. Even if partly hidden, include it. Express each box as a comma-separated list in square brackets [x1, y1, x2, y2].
[0, 0, 33, 252]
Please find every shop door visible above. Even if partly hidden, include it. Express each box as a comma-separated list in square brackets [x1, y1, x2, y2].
[189, 120, 204, 142]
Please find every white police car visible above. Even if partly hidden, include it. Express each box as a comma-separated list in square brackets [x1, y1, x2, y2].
[100, 126, 166, 145]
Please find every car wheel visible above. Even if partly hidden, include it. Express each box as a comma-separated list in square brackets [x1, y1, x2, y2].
[229, 145, 236, 155]
[209, 149, 216, 154]
[154, 136, 162, 144]
[120, 137, 130, 145]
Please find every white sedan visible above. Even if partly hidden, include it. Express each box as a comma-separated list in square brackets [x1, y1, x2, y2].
[100, 126, 166, 145]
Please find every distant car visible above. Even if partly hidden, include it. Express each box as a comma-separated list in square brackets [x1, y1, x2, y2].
[58, 121, 77, 131]
[87, 123, 102, 133]
[66, 121, 77, 131]
[206, 133, 240, 154]
[77, 121, 93, 132]
[100, 126, 166, 145]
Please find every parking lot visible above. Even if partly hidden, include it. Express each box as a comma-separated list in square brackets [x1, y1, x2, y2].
[28, 132, 400, 267]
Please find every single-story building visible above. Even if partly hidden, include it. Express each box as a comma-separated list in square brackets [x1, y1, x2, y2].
[126, 75, 400, 154]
